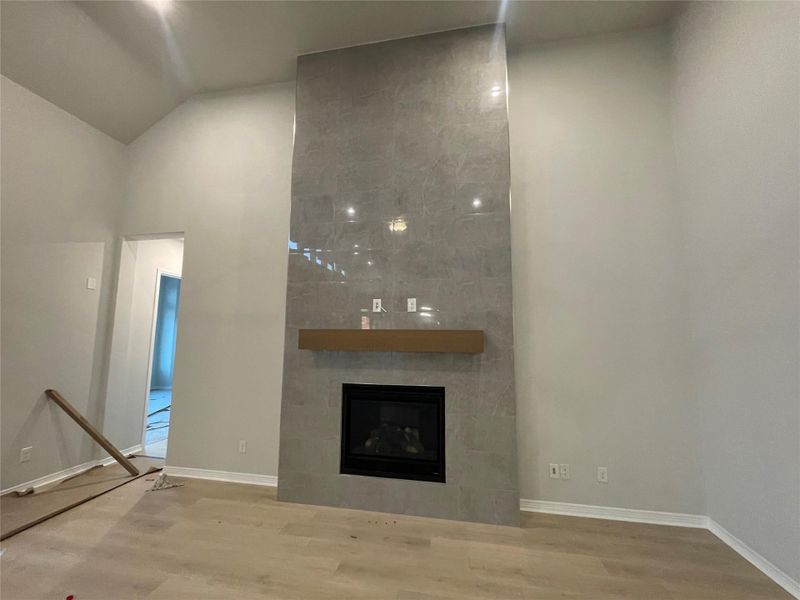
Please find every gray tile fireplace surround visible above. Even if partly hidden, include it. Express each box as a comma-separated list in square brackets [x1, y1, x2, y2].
[278, 24, 518, 526]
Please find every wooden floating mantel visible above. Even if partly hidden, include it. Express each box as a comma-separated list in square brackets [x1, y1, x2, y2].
[298, 329, 485, 354]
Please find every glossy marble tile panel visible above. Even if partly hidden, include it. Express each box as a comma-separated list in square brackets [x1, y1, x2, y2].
[279, 25, 518, 526]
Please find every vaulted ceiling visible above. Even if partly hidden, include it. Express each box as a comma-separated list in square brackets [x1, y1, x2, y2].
[1, 0, 678, 143]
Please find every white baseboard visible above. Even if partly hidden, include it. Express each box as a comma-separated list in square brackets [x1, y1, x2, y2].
[521, 498, 799, 598]
[520, 499, 708, 528]
[707, 518, 800, 599]
[1, 458, 99, 495]
[1, 444, 144, 495]
[164, 465, 278, 487]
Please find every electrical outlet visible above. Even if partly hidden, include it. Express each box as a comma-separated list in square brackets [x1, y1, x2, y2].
[19, 446, 32, 463]
[238, 440, 247, 454]
[407, 298, 416, 312]
[372, 298, 382, 313]
[559, 464, 570, 480]
[549, 463, 560, 479]
[597, 466, 608, 483]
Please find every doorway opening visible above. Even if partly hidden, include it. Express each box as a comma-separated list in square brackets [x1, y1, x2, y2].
[104, 235, 184, 461]
[144, 269, 181, 458]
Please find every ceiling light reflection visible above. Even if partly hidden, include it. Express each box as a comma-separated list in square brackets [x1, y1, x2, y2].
[388, 218, 407, 233]
[144, 0, 173, 15]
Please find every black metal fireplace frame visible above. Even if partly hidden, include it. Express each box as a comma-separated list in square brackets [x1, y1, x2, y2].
[340, 383, 446, 483]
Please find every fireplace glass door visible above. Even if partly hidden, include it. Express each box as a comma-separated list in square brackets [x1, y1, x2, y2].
[340, 383, 445, 483]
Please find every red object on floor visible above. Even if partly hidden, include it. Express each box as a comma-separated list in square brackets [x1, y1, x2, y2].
[66, 596, 74, 600]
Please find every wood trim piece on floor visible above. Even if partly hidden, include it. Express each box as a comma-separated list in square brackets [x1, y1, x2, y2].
[99, 445, 143, 467]
[164, 466, 278, 487]
[0, 457, 160, 542]
[521, 499, 799, 599]
[1, 445, 144, 495]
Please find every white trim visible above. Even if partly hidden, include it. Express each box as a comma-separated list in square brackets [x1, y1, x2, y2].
[520, 499, 708, 528]
[1, 458, 98, 495]
[1, 444, 143, 495]
[521, 499, 799, 598]
[707, 518, 800, 599]
[164, 466, 277, 487]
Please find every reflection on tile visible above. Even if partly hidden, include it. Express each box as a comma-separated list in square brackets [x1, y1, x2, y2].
[280, 24, 518, 526]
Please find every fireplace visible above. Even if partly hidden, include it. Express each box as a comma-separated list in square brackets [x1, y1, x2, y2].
[278, 25, 519, 525]
[340, 383, 446, 483]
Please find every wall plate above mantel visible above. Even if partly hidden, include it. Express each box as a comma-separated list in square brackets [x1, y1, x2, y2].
[297, 329, 484, 354]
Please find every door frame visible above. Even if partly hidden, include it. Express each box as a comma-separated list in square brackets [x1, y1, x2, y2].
[141, 268, 182, 449]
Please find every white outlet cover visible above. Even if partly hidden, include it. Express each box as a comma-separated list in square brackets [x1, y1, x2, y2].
[407, 297, 417, 312]
[372, 298, 382, 313]
[86, 277, 97, 290]
[19, 446, 32, 462]
[597, 466, 608, 483]
[559, 464, 570, 480]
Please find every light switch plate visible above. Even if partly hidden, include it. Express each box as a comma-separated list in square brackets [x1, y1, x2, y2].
[372, 298, 382, 313]
[19, 446, 32, 463]
[86, 277, 97, 290]
[407, 298, 416, 312]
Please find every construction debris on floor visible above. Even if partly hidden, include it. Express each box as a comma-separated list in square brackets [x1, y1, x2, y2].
[148, 473, 184, 492]
[0, 456, 162, 540]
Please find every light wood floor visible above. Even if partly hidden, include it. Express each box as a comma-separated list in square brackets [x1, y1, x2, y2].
[0, 476, 791, 599]
[1, 457, 162, 540]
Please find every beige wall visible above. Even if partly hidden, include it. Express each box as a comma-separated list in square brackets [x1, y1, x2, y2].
[103, 238, 184, 451]
[1, 76, 126, 489]
[123, 84, 294, 475]
[672, 1, 800, 581]
[125, 29, 709, 519]
[508, 27, 705, 513]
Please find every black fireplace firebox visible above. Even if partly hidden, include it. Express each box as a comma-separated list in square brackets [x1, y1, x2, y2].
[340, 383, 445, 483]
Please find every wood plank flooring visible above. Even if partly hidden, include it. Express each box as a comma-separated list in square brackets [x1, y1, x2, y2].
[1, 457, 163, 540]
[0, 476, 792, 599]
